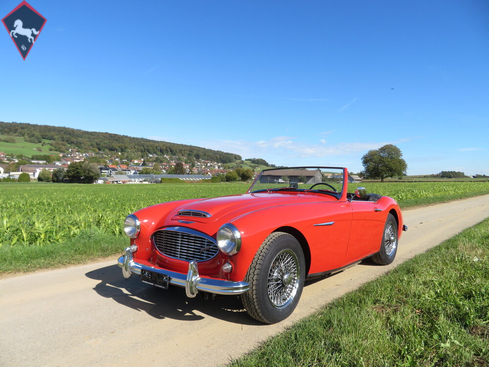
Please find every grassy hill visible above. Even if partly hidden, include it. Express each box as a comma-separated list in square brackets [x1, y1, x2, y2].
[0, 121, 241, 163]
[0, 135, 59, 157]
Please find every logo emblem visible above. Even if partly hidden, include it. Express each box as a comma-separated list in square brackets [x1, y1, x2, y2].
[2, 1, 46, 60]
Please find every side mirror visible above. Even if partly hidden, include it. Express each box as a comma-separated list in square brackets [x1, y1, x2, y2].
[355, 187, 367, 199]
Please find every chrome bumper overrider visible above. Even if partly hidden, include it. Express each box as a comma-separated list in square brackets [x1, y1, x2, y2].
[117, 247, 249, 298]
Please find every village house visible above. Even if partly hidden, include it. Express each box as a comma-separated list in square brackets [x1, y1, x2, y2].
[20, 164, 60, 178]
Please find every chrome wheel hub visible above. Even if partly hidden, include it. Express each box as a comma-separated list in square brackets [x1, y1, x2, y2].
[267, 249, 300, 309]
[384, 223, 397, 256]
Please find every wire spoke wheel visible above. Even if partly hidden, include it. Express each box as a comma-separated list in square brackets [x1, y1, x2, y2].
[267, 249, 300, 309]
[242, 232, 305, 324]
[372, 213, 398, 265]
[384, 221, 397, 257]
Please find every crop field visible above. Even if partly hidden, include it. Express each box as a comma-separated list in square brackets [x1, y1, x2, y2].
[0, 183, 247, 247]
[348, 181, 489, 206]
[1, 181, 489, 247]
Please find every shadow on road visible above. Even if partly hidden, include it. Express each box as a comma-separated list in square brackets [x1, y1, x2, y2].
[85, 264, 261, 325]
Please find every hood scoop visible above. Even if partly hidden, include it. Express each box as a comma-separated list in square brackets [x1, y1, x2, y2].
[177, 210, 211, 218]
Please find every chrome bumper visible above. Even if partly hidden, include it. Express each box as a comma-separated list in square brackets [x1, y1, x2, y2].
[117, 247, 249, 298]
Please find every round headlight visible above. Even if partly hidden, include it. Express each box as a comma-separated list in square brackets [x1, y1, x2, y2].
[124, 214, 140, 238]
[217, 223, 241, 256]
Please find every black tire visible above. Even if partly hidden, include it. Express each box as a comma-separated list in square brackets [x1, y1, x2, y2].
[241, 232, 305, 324]
[372, 213, 398, 265]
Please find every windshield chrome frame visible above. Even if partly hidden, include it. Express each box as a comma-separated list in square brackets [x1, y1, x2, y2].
[247, 166, 347, 200]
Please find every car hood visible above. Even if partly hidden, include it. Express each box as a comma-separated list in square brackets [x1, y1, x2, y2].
[171, 192, 333, 223]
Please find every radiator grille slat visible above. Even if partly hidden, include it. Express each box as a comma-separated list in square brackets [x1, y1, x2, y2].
[153, 228, 219, 262]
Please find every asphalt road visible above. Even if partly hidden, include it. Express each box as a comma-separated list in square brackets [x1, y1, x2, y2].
[1, 194, 489, 367]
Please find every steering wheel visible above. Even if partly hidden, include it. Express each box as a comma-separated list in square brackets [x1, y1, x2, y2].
[309, 182, 337, 192]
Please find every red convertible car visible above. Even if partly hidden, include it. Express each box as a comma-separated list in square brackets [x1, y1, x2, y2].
[118, 166, 406, 323]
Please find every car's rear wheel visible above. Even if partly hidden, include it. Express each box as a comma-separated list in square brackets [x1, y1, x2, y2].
[241, 232, 305, 324]
[372, 213, 398, 265]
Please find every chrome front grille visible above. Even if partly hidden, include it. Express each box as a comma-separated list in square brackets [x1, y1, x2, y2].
[152, 227, 219, 262]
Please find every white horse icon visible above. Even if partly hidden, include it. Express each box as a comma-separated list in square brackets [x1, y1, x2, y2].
[10, 19, 39, 44]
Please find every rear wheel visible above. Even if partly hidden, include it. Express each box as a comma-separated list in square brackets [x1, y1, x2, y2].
[241, 232, 305, 324]
[372, 213, 398, 265]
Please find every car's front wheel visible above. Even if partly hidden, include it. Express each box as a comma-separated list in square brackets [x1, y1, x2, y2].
[372, 213, 398, 265]
[241, 232, 305, 324]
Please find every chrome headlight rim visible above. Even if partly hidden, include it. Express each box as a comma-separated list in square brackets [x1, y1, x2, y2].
[124, 214, 141, 239]
[217, 223, 241, 256]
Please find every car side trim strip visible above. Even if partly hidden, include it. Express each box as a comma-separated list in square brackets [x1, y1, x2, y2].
[313, 221, 335, 227]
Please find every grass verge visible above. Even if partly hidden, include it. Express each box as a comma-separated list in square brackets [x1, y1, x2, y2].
[230, 218, 489, 367]
[0, 228, 125, 274]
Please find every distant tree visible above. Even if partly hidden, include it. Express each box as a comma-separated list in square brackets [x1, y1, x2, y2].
[38, 169, 52, 182]
[66, 161, 100, 183]
[32, 154, 57, 163]
[211, 174, 226, 183]
[175, 162, 185, 174]
[139, 167, 153, 174]
[66, 162, 84, 182]
[18, 172, 30, 182]
[81, 161, 100, 183]
[225, 171, 239, 182]
[235, 168, 254, 181]
[361, 144, 407, 182]
[49, 141, 67, 153]
[247, 158, 269, 166]
[52, 167, 66, 183]
[0, 136, 16, 143]
[438, 171, 465, 178]
[152, 163, 162, 173]
[4, 163, 16, 173]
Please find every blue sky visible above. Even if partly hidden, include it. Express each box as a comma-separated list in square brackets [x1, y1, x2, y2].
[1, 0, 488, 175]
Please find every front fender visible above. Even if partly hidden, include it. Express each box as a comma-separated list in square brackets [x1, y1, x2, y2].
[227, 201, 350, 280]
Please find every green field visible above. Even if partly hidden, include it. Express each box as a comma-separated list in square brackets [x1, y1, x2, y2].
[1, 181, 489, 273]
[0, 135, 60, 157]
[1, 181, 488, 247]
[348, 181, 489, 207]
[0, 182, 247, 247]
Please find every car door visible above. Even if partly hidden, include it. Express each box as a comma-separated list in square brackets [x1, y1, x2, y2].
[307, 199, 353, 274]
[346, 200, 386, 263]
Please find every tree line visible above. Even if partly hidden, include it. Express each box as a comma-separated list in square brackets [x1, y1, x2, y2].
[0, 121, 241, 163]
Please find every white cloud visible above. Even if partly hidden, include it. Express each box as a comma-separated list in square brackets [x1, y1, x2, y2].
[200, 136, 401, 166]
[458, 147, 483, 152]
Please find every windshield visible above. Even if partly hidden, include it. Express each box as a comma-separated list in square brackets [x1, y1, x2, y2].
[248, 167, 345, 199]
